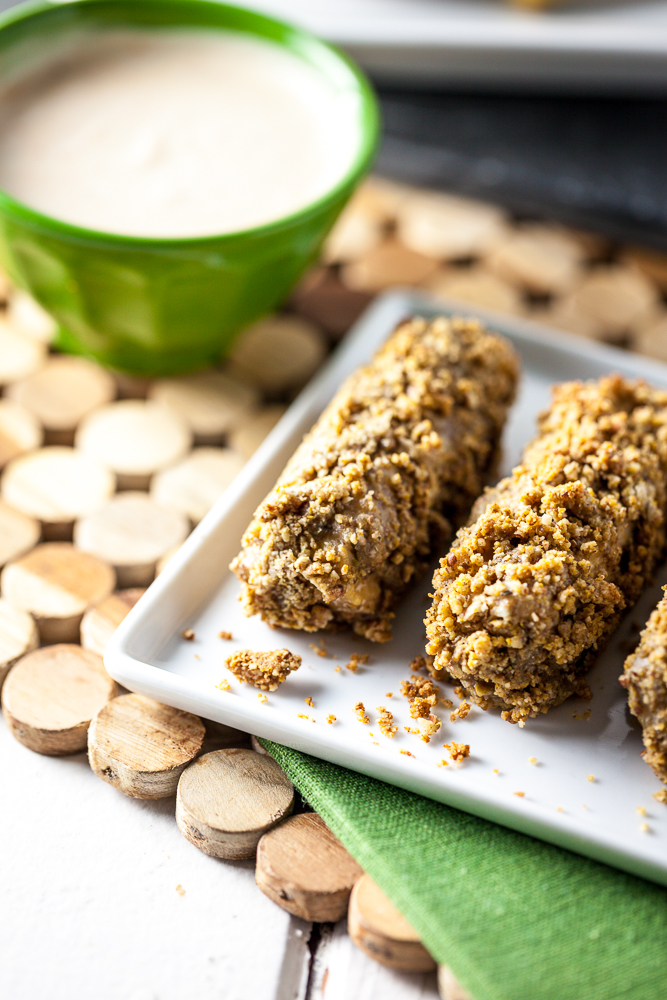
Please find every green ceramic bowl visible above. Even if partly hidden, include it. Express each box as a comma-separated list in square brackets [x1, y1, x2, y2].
[0, 0, 379, 375]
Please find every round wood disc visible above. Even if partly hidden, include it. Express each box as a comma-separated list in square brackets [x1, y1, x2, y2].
[348, 873, 436, 973]
[176, 748, 294, 859]
[341, 240, 439, 293]
[0, 399, 43, 469]
[80, 588, 145, 657]
[1, 446, 115, 540]
[1, 542, 115, 644]
[226, 315, 327, 395]
[149, 370, 259, 444]
[0, 500, 40, 568]
[6, 356, 116, 445]
[256, 812, 363, 922]
[228, 405, 286, 461]
[74, 491, 189, 587]
[0, 319, 47, 386]
[396, 191, 507, 261]
[150, 447, 245, 524]
[75, 400, 192, 490]
[2, 644, 117, 756]
[6, 290, 58, 343]
[88, 693, 205, 799]
[0, 597, 38, 690]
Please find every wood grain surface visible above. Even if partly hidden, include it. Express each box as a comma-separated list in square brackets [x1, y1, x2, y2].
[88, 693, 205, 799]
[0, 596, 38, 691]
[0, 399, 42, 468]
[0, 500, 40, 568]
[80, 588, 145, 657]
[176, 748, 294, 859]
[348, 874, 436, 974]
[2, 643, 117, 755]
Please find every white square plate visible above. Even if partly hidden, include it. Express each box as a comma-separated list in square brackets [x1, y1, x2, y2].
[107, 290, 667, 887]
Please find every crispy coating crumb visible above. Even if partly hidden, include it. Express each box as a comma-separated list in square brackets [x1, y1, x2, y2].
[354, 701, 370, 724]
[587, 774, 595, 782]
[437, 759, 449, 767]
[327, 714, 337, 724]
[216, 678, 231, 692]
[385, 691, 393, 698]
[258, 694, 267, 704]
[401, 674, 439, 703]
[450, 701, 471, 722]
[182, 629, 195, 641]
[400, 749, 415, 758]
[640, 822, 650, 833]
[218, 630, 233, 640]
[345, 653, 368, 673]
[334, 666, 342, 673]
[637, 806, 646, 816]
[572, 710, 592, 721]
[622, 590, 667, 787]
[232, 316, 518, 643]
[376, 707, 398, 738]
[309, 642, 327, 657]
[416, 714, 442, 742]
[514, 791, 525, 798]
[305, 696, 315, 707]
[409, 654, 434, 674]
[654, 789, 667, 804]
[298, 713, 310, 720]
[225, 648, 301, 691]
[529, 757, 538, 765]
[445, 741, 470, 763]
[427, 376, 667, 722]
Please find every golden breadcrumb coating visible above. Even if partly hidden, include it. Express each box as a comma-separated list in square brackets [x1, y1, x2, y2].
[427, 376, 667, 723]
[231, 316, 518, 642]
[225, 648, 301, 691]
[622, 592, 667, 786]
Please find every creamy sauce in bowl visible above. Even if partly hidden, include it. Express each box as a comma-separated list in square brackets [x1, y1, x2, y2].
[0, 29, 362, 238]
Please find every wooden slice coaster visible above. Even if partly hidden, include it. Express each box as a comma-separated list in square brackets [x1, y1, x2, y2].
[75, 400, 192, 490]
[1, 446, 115, 540]
[396, 192, 507, 261]
[0, 399, 43, 469]
[80, 588, 145, 657]
[74, 492, 189, 588]
[321, 205, 383, 264]
[289, 267, 373, 339]
[150, 447, 245, 525]
[88, 693, 205, 799]
[228, 405, 286, 461]
[0, 501, 40, 568]
[176, 748, 294, 859]
[438, 965, 474, 1000]
[348, 873, 436, 973]
[2, 644, 117, 756]
[569, 264, 659, 337]
[226, 315, 327, 396]
[149, 370, 259, 445]
[486, 224, 585, 295]
[620, 246, 667, 293]
[341, 240, 439, 293]
[0, 319, 47, 386]
[6, 356, 116, 446]
[6, 290, 58, 343]
[1, 542, 115, 644]
[634, 312, 667, 363]
[428, 267, 523, 315]
[0, 597, 38, 691]
[256, 812, 363, 922]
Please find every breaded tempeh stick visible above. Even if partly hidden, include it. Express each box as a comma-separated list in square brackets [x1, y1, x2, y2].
[426, 376, 667, 723]
[231, 316, 519, 642]
[621, 593, 667, 787]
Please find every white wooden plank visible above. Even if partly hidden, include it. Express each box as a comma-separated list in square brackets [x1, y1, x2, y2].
[0, 721, 311, 1000]
[309, 920, 440, 1000]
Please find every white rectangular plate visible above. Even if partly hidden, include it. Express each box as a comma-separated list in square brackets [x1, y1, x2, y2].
[107, 290, 667, 887]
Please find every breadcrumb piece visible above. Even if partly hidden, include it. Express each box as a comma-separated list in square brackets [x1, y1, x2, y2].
[640, 822, 650, 833]
[345, 653, 369, 673]
[216, 679, 231, 692]
[257, 693, 267, 704]
[416, 714, 442, 742]
[225, 648, 301, 691]
[176, 884, 185, 897]
[529, 757, 538, 765]
[182, 629, 195, 641]
[571, 710, 592, 721]
[298, 713, 311, 720]
[305, 696, 315, 707]
[377, 707, 398, 738]
[410, 696, 434, 719]
[309, 642, 327, 658]
[402, 674, 439, 702]
[409, 654, 434, 674]
[637, 806, 646, 816]
[514, 791, 525, 798]
[354, 701, 370, 724]
[440, 698, 454, 709]
[218, 630, 233, 640]
[654, 789, 667, 804]
[326, 714, 337, 725]
[385, 692, 393, 698]
[334, 666, 342, 673]
[400, 749, 415, 758]
[493, 768, 500, 775]
[450, 701, 471, 722]
[445, 742, 470, 763]
[587, 775, 595, 782]
[437, 759, 449, 767]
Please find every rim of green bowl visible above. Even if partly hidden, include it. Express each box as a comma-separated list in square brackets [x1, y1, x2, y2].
[0, 0, 380, 248]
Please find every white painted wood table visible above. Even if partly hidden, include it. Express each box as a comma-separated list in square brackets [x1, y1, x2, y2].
[0, 720, 439, 1000]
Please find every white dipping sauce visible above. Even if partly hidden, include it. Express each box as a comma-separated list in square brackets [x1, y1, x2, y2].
[0, 29, 361, 238]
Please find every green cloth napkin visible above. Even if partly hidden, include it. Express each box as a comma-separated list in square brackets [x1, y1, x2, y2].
[261, 740, 666, 1000]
